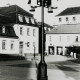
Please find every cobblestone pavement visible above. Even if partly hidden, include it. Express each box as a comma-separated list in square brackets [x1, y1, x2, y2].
[0, 55, 80, 80]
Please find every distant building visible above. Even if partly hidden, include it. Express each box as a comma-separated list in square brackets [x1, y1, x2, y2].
[46, 6, 80, 56]
[0, 5, 39, 56]
[38, 22, 53, 54]
[55, 6, 80, 25]
[46, 24, 80, 55]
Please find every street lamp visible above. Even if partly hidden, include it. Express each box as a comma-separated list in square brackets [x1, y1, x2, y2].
[28, 0, 57, 80]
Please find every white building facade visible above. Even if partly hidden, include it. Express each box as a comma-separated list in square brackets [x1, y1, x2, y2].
[0, 37, 19, 54]
[54, 7, 80, 25]
[46, 24, 80, 55]
[45, 6, 80, 56]
[0, 5, 39, 56]
[13, 24, 39, 56]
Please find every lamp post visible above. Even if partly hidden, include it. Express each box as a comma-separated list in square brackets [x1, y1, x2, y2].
[34, 46, 36, 59]
[28, 0, 57, 80]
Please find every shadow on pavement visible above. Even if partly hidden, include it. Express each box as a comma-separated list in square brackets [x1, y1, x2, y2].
[47, 61, 77, 65]
[56, 64, 78, 72]
[7, 63, 36, 68]
[68, 59, 80, 64]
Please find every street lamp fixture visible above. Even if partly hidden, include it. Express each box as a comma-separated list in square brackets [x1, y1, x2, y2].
[28, 0, 57, 80]
[48, 6, 53, 13]
[30, 6, 35, 12]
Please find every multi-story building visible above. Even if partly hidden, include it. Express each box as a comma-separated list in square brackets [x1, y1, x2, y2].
[0, 5, 39, 56]
[55, 6, 80, 25]
[46, 6, 80, 56]
[46, 24, 80, 55]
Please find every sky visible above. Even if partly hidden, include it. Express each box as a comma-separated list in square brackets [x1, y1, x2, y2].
[0, 0, 80, 26]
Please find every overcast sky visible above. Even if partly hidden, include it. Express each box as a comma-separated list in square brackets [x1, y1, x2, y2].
[0, 0, 80, 26]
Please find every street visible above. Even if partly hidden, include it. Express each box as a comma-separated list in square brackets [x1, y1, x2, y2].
[0, 55, 80, 80]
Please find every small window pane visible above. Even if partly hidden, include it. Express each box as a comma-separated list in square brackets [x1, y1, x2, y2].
[18, 14, 23, 22]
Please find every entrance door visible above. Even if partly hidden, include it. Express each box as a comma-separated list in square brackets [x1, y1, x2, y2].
[57, 46, 63, 55]
[19, 42, 23, 55]
[49, 46, 54, 55]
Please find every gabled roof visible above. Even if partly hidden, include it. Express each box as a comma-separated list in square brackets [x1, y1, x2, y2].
[0, 5, 38, 27]
[46, 24, 80, 34]
[56, 6, 80, 16]
[0, 5, 33, 17]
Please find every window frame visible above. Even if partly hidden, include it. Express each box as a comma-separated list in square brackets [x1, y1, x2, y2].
[66, 17, 68, 21]
[2, 26, 5, 33]
[59, 18, 62, 22]
[27, 28, 30, 36]
[10, 41, 14, 50]
[20, 27, 23, 35]
[2, 40, 6, 50]
[33, 29, 35, 36]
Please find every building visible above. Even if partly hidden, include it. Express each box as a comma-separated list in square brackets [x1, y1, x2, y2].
[0, 15, 19, 54]
[38, 22, 53, 54]
[45, 6, 80, 56]
[0, 5, 39, 56]
[55, 6, 80, 25]
[46, 24, 80, 55]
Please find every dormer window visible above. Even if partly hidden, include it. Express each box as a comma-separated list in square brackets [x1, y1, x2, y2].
[18, 14, 23, 22]
[31, 18, 35, 24]
[2, 26, 5, 33]
[25, 16, 29, 23]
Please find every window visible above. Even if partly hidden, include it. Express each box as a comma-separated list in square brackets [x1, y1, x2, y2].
[33, 42, 35, 47]
[76, 36, 78, 42]
[73, 17, 76, 21]
[44, 27, 47, 30]
[11, 41, 14, 50]
[31, 18, 35, 24]
[27, 28, 30, 36]
[48, 28, 51, 31]
[25, 16, 29, 23]
[49, 36, 51, 41]
[18, 14, 23, 22]
[2, 40, 6, 50]
[33, 29, 35, 36]
[2, 26, 5, 33]
[20, 27, 23, 35]
[59, 18, 62, 22]
[66, 17, 68, 21]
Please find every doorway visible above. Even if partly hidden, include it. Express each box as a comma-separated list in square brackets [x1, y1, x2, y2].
[48, 46, 54, 55]
[57, 46, 63, 55]
[19, 42, 23, 55]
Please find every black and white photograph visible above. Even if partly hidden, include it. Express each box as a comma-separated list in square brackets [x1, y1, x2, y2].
[0, 0, 80, 80]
